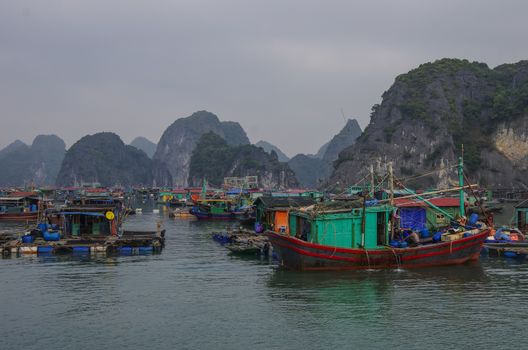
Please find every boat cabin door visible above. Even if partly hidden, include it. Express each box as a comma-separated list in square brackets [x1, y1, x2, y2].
[377, 212, 387, 246]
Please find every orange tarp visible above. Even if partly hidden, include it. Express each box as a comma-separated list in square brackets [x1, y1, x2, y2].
[274, 211, 289, 233]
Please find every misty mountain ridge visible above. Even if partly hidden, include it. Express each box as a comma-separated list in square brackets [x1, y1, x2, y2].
[130, 137, 157, 158]
[0, 135, 66, 186]
[255, 140, 290, 162]
[288, 118, 362, 188]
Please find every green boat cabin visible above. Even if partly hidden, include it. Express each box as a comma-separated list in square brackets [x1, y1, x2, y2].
[287, 205, 393, 249]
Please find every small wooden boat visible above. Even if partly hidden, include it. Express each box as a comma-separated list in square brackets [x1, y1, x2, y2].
[190, 199, 253, 221]
[483, 227, 528, 258]
[169, 208, 194, 219]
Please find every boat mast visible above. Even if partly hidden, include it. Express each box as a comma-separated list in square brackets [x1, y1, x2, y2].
[458, 155, 465, 218]
[369, 165, 375, 198]
[388, 162, 394, 240]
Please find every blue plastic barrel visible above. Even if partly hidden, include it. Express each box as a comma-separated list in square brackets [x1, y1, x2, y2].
[43, 231, 60, 241]
[22, 235, 35, 243]
[420, 228, 430, 238]
[73, 246, 90, 253]
[118, 246, 133, 254]
[38, 223, 48, 233]
[139, 246, 153, 252]
[504, 251, 517, 259]
[468, 213, 479, 226]
[433, 232, 443, 242]
[255, 223, 264, 233]
[37, 246, 54, 254]
[399, 241, 408, 248]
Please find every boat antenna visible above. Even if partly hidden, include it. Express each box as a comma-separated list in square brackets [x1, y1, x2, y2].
[340, 108, 347, 123]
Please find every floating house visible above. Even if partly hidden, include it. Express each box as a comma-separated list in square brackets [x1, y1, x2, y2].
[2, 196, 165, 257]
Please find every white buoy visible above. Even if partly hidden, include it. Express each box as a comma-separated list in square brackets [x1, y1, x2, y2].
[153, 209, 160, 214]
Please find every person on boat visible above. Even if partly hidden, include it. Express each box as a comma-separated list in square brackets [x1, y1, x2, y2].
[405, 231, 420, 246]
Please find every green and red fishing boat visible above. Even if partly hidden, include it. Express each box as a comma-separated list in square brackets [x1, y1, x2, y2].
[266, 158, 490, 271]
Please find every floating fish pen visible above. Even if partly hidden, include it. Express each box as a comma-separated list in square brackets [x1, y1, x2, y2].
[2, 230, 165, 257]
[1, 197, 165, 257]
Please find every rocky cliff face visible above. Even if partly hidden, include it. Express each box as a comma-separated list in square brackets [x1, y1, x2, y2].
[188, 132, 298, 189]
[330, 59, 528, 190]
[153, 110, 250, 187]
[56, 132, 171, 187]
[0, 135, 66, 186]
[130, 137, 157, 158]
[255, 140, 290, 162]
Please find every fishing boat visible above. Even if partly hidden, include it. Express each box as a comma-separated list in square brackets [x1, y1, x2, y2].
[482, 200, 528, 258]
[0, 194, 41, 222]
[189, 199, 253, 221]
[267, 158, 490, 271]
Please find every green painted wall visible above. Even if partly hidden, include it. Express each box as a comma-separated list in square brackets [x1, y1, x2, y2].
[299, 206, 391, 249]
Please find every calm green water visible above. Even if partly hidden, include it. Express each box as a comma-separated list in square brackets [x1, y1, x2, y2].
[2, 209, 528, 350]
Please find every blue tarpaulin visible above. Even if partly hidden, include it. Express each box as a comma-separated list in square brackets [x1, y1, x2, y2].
[399, 208, 426, 230]
[226, 188, 248, 195]
[60, 212, 105, 216]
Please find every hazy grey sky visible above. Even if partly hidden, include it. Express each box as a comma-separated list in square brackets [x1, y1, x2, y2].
[1, 0, 527, 156]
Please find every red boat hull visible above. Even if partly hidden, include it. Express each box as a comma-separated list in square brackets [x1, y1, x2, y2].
[267, 229, 490, 271]
[0, 212, 38, 222]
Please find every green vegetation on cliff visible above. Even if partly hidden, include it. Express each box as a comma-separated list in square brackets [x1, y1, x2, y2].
[331, 58, 528, 189]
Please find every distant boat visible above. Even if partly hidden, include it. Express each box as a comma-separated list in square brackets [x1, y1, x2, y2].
[189, 199, 253, 221]
[0, 194, 40, 222]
